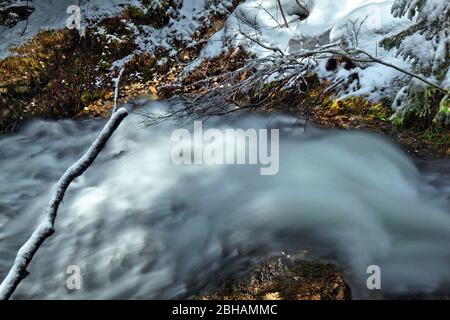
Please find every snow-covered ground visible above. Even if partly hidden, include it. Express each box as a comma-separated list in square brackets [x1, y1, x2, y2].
[0, 0, 143, 60]
[196, 0, 417, 101]
[0, 0, 447, 104]
[0, 0, 235, 64]
[108, 0, 235, 69]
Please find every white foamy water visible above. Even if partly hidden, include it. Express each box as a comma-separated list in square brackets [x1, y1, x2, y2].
[0, 101, 449, 299]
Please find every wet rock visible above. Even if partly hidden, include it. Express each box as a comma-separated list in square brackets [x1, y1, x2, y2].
[201, 257, 352, 300]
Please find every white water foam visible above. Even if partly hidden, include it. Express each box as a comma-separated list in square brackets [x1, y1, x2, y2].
[0, 101, 449, 299]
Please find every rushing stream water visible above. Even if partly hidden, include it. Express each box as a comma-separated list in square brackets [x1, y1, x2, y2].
[0, 101, 449, 299]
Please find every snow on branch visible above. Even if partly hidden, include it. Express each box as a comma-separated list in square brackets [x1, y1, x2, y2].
[0, 107, 129, 300]
[112, 67, 125, 114]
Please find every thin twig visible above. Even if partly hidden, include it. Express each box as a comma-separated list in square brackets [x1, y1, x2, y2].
[20, 0, 30, 37]
[276, 0, 289, 28]
[238, 28, 285, 56]
[352, 49, 448, 94]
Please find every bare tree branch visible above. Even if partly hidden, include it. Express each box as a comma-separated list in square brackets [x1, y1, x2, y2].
[346, 16, 368, 47]
[294, 0, 310, 18]
[235, 12, 285, 56]
[238, 27, 285, 56]
[19, 0, 30, 37]
[140, 34, 447, 128]
[350, 49, 449, 94]
[276, 0, 289, 28]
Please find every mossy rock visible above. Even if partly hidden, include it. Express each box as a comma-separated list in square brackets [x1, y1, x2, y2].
[201, 257, 351, 300]
[391, 86, 449, 130]
[434, 95, 450, 126]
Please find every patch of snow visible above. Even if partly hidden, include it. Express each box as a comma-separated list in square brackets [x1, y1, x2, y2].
[127, 0, 234, 56]
[0, 0, 141, 59]
[195, 0, 417, 102]
[1, 0, 445, 105]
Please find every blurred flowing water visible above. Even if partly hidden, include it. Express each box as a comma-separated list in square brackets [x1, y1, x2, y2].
[0, 101, 449, 299]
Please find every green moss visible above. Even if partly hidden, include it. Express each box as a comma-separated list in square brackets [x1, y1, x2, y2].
[422, 130, 450, 145]
[435, 58, 450, 83]
[123, 1, 180, 29]
[329, 96, 391, 121]
[391, 111, 405, 128]
[391, 87, 447, 130]
[439, 96, 450, 115]
[433, 95, 450, 126]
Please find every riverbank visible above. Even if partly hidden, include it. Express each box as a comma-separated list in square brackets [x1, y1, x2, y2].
[1, 31, 447, 156]
[1, 1, 448, 154]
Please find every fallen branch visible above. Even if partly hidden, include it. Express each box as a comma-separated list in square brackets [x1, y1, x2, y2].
[261, 46, 449, 94]
[140, 37, 448, 126]
[0, 107, 129, 300]
[286, 48, 448, 93]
